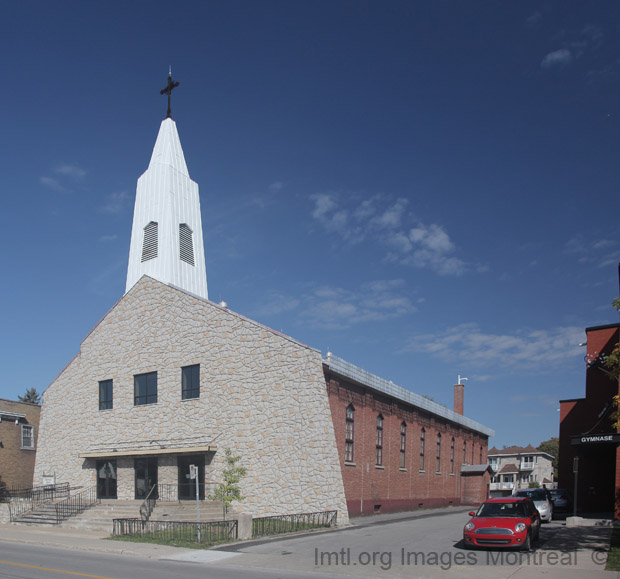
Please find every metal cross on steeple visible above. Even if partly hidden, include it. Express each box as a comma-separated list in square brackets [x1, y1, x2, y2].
[160, 67, 180, 119]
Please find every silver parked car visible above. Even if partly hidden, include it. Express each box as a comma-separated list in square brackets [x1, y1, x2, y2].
[514, 488, 553, 522]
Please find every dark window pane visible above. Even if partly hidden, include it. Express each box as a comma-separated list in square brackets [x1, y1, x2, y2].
[182, 364, 200, 400]
[99, 379, 113, 410]
[134, 372, 157, 405]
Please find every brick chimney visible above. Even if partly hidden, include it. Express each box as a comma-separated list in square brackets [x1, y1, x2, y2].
[454, 383, 464, 415]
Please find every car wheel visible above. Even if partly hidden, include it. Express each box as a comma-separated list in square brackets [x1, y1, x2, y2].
[522, 531, 532, 551]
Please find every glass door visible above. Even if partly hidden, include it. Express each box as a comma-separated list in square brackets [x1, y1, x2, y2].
[178, 455, 205, 500]
[96, 460, 117, 499]
[134, 457, 158, 500]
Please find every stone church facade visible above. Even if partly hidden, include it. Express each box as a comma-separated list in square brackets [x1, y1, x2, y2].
[33, 84, 494, 521]
[34, 276, 349, 521]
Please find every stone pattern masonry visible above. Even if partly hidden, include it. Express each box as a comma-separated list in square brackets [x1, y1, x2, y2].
[34, 276, 349, 523]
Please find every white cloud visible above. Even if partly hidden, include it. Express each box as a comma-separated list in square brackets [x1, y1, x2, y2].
[269, 181, 284, 192]
[310, 194, 479, 275]
[40, 176, 66, 192]
[565, 234, 620, 269]
[541, 48, 572, 69]
[100, 191, 131, 215]
[55, 164, 86, 179]
[40, 162, 87, 192]
[256, 279, 417, 330]
[401, 323, 584, 369]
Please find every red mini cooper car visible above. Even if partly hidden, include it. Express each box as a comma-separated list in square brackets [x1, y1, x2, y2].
[463, 497, 540, 550]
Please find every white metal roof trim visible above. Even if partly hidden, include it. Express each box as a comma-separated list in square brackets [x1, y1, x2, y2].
[324, 354, 495, 437]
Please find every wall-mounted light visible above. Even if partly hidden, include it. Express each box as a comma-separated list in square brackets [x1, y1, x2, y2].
[15, 419, 19, 425]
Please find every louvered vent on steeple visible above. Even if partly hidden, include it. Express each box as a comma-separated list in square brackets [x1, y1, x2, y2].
[141, 221, 158, 262]
[179, 223, 194, 266]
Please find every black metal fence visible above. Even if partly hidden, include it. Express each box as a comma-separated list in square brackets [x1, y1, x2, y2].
[55, 486, 99, 523]
[8, 482, 70, 501]
[252, 510, 338, 537]
[113, 518, 238, 544]
[7, 483, 71, 521]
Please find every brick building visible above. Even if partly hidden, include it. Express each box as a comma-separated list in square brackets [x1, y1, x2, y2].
[559, 322, 620, 516]
[324, 355, 494, 516]
[0, 399, 40, 489]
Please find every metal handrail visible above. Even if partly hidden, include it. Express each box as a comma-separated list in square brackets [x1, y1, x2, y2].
[54, 486, 99, 523]
[139, 484, 158, 522]
[7, 483, 71, 522]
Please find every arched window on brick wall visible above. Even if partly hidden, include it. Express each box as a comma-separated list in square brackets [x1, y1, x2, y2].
[345, 404, 355, 463]
[436, 433, 442, 473]
[463, 440, 467, 465]
[450, 437, 455, 474]
[376, 415, 384, 466]
[420, 428, 426, 471]
[400, 422, 407, 469]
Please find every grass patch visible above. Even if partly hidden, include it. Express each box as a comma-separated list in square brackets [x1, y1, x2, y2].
[106, 532, 236, 550]
[606, 526, 620, 570]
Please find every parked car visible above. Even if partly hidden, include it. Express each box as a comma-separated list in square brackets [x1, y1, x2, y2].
[463, 497, 541, 551]
[513, 488, 553, 522]
[548, 488, 571, 512]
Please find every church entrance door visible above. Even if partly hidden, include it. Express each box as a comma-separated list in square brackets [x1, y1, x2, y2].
[178, 455, 205, 500]
[96, 459, 117, 499]
[135, 457, 158, 500]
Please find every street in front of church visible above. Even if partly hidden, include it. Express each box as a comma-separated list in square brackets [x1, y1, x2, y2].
[0, 509, 616, 579]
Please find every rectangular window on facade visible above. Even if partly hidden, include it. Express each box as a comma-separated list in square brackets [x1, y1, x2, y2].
[345, 405, 355, 463]
[99, 379, 113, 410]
[400, 422, 406, 468]
[463, 441, 467, 465]
[21, 425, 34, 449]
[420, 428, 426, 471]
[181, 364, 200, 400]
[134, 371, 158, 406]
[376, 415, 384, 466]
[436, 433, 442, 473]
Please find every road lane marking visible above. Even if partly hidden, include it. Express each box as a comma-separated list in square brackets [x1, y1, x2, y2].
[0, 560, 118, 579]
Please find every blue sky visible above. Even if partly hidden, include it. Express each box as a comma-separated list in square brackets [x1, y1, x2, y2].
[1, 1, 619, 449]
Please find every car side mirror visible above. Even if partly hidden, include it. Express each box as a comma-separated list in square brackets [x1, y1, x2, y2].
[469, 511, 475, 516]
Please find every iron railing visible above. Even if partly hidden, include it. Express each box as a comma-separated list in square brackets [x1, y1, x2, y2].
[252, 510, 338, 537]
[54, 486, 99, 523]
[7, 483, 71, 521]
[139, 484, 158, 522]
[113, 518, 238, 544]
[8, 482, 70, 501]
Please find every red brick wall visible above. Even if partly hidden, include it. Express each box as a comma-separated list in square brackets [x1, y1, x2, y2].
[558, 325, 620, 515]
[0, 399, 41, 489]
[325, 371, 489, 516]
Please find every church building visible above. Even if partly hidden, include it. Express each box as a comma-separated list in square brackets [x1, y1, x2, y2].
[33, 78, 494, 521]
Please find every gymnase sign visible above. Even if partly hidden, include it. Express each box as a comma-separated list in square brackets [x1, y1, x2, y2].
[571, 433, 620, 446]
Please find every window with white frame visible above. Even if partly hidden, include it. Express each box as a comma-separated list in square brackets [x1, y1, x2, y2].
[21, 425, 34, 449]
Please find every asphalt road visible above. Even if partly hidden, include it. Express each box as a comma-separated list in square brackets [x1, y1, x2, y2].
[0, 510, 614, 579]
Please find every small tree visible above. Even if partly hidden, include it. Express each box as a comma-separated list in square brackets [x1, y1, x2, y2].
[528, 481, 540, 489]
[208, 448, 247, 520]
[18, 387, 41, 405]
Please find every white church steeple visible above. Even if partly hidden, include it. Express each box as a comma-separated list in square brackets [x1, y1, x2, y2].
[125, 74, 208, 299]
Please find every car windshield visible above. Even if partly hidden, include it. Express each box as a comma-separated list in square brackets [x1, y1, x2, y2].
[476, 502, 527, 518]
[515, 489, 547, 501]
[549, 490, 566, 497]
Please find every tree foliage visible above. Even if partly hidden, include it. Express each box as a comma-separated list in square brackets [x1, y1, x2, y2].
[18, 387, 41, 405]
[208, 448, 247, 519]
[606, 298, 620, 428]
